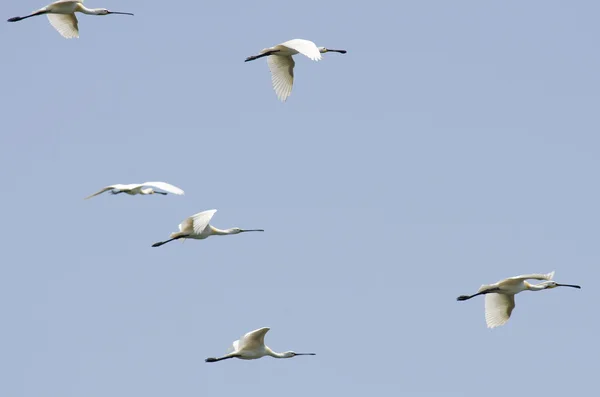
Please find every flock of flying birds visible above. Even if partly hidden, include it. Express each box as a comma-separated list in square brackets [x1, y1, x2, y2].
[7, 0, 346, 102]
[8, 0, 582, 363]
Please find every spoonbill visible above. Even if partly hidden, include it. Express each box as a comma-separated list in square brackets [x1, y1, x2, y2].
[84, 182, 184, 199]
[245, 38, 347, 102]
[205, 327, 315, 363]
[7, 1, 133, 39]
[457, 271, 581, 328]
[151, 209, 264, 247]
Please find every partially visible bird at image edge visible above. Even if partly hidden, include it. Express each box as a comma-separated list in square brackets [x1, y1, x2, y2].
[7, 1, 133, 39]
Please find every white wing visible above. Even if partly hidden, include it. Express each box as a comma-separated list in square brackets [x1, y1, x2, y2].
[141, 182, 184, 195]
[239, 327, 270, 350]
[267, 55, 295, 102]
[280, 39, 322, 61]
[485, 293, 515, 328]
[84, 184, 138, 199]
[47, 13, 79, 39]
[506, 272, 555, 282]
[227, 339, 241, 354]
[190, 209, 217, 235]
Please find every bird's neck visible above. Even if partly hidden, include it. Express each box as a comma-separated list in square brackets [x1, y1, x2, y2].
[524, 281, 547, 291]
[209, 226, 236, 236]
[79, 6, 103, 15]
[266, 348, 287, 359]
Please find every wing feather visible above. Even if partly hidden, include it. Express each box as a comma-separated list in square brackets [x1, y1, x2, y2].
[84, 184, 135, 199]
[190, 209, 217, 235]
[280, 39, 322, 61]
[485, 293, 515, 328]
[142, 182, 185, 195]
[47, 13, 79, 39]
[239, 327, 270, 350]
[267, 55, 295, 102]
[506, 272, 555, 282]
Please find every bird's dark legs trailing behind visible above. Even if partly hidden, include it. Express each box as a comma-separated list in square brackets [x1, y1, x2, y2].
[7, 10, 47, 22]
[205, 355, 239, 363]
[154, 191, 167, 195]
[456, 288, 500, 301]
[151, 235, 188, 247]
[111, 190, 123, 195]
[244, 50, 280, 62]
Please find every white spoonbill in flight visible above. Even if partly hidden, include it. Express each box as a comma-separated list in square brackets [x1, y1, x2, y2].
[7, 1, 133, 39]
[151, 209, 264, 247]
[205, 327, 315, 363]
[245, 39, 347, 102]
[84, 182, 184, 199]
[457, 271, 581, 328]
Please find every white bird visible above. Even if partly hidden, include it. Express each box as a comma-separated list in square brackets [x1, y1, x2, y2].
[205, 327, 315, 363]
[152, 209, 264, 247]
[84, 182, 184, 199]
[457, 271, 581, 328]
[7, 1, 133, 39]
[245, 38, 347, 102]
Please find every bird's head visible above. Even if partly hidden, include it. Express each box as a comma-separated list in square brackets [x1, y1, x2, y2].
[99, 9, 135, 16]
[318, 47, 347, 54]
[537, 281, 581, 290]
[228, 227, 265, 234]
[283, 351, 316, 358]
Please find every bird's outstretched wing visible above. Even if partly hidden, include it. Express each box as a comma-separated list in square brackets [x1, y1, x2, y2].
[280, 39, 322, 62]
[47, 13, 79, 39]
[506, 272, 555, 282]
[227, 339, 241, 354]
[239, 327, 270, 351]
[267, 55, 295, 102]
[190, 209, 218, 235]
[141, 182, 185, 195]
[485, 293, 515, 328]
[84, 184, 137, 199]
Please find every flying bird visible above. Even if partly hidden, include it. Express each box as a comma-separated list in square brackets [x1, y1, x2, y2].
[151, 209, 264, 247]
[457, 271, 581, 328]
[84, 182, 184, 199]
[205, 327, 315, 362]
[245, 38, 346, 102]
[7, 1, 133, 39]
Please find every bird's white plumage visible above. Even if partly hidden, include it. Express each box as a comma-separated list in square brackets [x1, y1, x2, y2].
[459, 270, 581, 329]
[47, 12, 79, 38]
[252, 39, 323, 102]
[236, 327, 270, 352]
[139, 181, 184, 195]
[277, 39, 322, 61]
[84, 182, 184, 199]
[188, 209, 217, 235]
[484, 293, 515, 328]
[267, 55, 295, 102]
[477, 271, 555, 292]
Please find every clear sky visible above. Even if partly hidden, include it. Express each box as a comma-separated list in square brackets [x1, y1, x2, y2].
[1, 1, 599, 396]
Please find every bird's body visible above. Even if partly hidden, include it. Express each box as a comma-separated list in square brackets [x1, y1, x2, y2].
[84, 182, 184, 199]
[457, 271, 581, 328]
[245, 38, 347, 102]
[7, 1, 133, 39]
[205, 327, 315, 362]
[151, 209, 264, 247]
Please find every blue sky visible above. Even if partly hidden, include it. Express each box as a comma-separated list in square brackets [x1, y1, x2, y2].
[1, 1, 599, 396]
